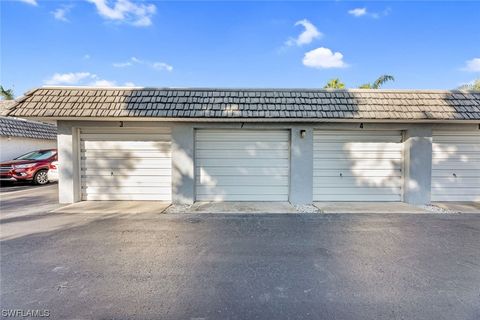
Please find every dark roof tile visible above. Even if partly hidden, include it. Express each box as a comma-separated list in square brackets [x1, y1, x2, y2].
[0, 116, 56, 139]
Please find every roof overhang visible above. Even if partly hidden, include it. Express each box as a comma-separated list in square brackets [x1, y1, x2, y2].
[19, 117, 480, 124]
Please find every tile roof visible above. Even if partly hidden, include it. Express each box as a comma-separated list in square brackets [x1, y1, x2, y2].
[0, 116, 57, 140]
[6, 87, 480, 121]
[0, 100, 16, 116]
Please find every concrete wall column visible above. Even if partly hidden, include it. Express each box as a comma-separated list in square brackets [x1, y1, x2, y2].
[289, 126, 313, 204]
[403, 126, 432, 205]
[57, 121, 80, 203]
[171, 124, 195, 204]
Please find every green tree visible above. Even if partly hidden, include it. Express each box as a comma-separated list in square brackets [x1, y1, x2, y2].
[359, 75, 395, 89]
[324, 78, 346, 89]
[0, 85, 14, 100]
[458, 79, 480, 91]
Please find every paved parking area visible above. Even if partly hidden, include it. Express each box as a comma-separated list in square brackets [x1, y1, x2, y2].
[314, 201, 431, 214]
[1, 186, 480, 319]
[0, 181, 55, 193]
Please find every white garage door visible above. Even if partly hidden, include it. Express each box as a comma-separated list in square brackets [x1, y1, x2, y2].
[80, 127, 171, 201]
[313, 130, 404, 201]
[432, 131, 480, 201]
[195, 129, 290, 201]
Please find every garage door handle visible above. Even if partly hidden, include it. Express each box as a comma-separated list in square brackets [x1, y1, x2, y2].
[111, 171, 114, 176]
[339, 173, 343, 177]
[453, 173, 457, 178]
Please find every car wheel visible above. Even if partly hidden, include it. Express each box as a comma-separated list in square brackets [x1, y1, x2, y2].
[33, 170, 49, 185]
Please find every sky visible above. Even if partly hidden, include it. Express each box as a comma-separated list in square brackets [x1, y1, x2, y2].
[1, 0, 479, 96]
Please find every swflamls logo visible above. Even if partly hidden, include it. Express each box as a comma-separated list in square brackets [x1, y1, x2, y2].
[1, 309, 50, 318]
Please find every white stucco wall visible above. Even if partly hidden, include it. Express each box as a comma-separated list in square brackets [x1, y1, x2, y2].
[0, 136, 57, 162]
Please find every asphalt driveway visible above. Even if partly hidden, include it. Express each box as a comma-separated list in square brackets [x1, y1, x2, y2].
[1, 186, 479, 320]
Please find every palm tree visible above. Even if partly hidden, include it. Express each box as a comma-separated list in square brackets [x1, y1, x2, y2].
[324, 78, 346, 89]
[0, 85, 14, 100]
[359, 75, 395, 89]
[458, 79, 480, 91]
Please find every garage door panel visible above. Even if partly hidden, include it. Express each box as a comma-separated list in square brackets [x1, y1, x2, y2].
[431, 131, 480, 201]
[80, 128, 172, 201]
[196, 194, 288, 201]
[432, 154, 480, 161]
[80, 133, 171, 141]
[81, 158, 172, 169]
[83, 150, 171, 158]
[196, 167, 289, 176]
[314, 169, 402, 178]
[313, 160, 402, 170]
[82, 141, 171, 150]
[81, 127, 171, 134]
[431, 162, 480, 170]
[314, 143, 402, 152]
[196, 149, 289, 159]
[83, 186, 171, 194]
[432, 177, 480, 187]
[431, 187, 480, 195]
[197, 130, 288, 137]
[313, 136, 403, 143]
[314, 187, 402, 195]
[196, 141, 289, 150]
[195, 129, 289, 201]
[197, 134, 288, 142]
[315, 151, 403, 160]
[314, 176, 403, 187]
[314, 130, 401, 137]
[84, 176, 172, 187]
[314, 194, 401, 202]
[432, 144, 480, 152]
[432, 134, 480, 142]
[197, 175, 288, 186]
[313, 130, 403, 202]
[197, 158, 288, 167]
[429, 195, 480, 202]
[82, 168, 171, 176]
[197, 185, 288, 195]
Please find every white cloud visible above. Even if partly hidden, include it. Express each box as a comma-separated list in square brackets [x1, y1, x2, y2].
[44, 72, 117, 87]
[348, 7, 391, 19]
[348, 8, 367, 17]
[462, 58, 480, 72]
[45, 72, 93, 85]
[113, 61, 133, 68]
[18, 0, 37, 6]
[302, 47, 348, 69]
[285, 19, 322, 47]
[90, 79, 117, 87]
[52, 6, 72, 22]
[124, 82, 137, 87]
[113, 56, 143, 67]
[113, 57, 173, 72]
[87, 0, 156, 27]
[131, 56, 142, 63]
[152, 62, 173, 72]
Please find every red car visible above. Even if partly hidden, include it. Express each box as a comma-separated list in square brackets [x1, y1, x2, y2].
[0, 149, 58, 185]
